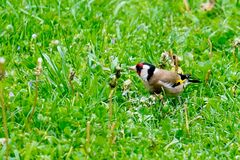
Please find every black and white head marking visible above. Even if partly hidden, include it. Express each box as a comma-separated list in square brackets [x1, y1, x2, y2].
[136, 63, 155, 82]
[144, 63, 155, 81]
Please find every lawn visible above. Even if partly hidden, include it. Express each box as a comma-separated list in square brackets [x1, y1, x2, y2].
[0, 0, 240, 159]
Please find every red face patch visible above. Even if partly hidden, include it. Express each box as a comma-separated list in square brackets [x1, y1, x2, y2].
[136, 63, 143, 75]
[136, 63, 144, 68]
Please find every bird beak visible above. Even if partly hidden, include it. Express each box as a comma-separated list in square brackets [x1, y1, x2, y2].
[128, 66, 136, 71]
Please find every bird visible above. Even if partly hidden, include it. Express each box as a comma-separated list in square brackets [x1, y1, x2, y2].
[129, 62, 200, 96]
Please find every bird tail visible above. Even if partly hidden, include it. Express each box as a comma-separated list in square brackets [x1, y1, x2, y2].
[179, 74, 200, 83]
[188, 79, 201, 83]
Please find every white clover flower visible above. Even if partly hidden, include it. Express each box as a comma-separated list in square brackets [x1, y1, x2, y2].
[0, 138, 7, 145]
[35, 57, 43, 76]
[32, 33, 37, 39]
[111, 38, 116, 44]
[9, 92, 14, 98]
[140, 96, 148, 103]
[0, 57, 5, 64]
[38, 57, 42, 64]
[234, 38, 240, 46]
[51, 40, 60, 45]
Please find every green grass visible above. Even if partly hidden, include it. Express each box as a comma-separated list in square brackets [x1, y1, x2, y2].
[0, 0, 240, 159]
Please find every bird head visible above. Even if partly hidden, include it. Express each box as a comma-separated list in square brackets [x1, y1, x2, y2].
[129, 62, 155, 81]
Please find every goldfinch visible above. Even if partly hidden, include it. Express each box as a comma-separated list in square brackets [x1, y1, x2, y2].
[129, 62, 200, 96]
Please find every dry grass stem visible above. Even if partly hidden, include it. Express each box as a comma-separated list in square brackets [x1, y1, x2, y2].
[108, 66, 121, 128]
[108, 89, 114, 128]
[0, 57, 5, 80]
[183, 0, 190, 11]
[109, 122, 116, 145]
[173, 55, 179, 72]
[231, 85, 237, 97]
[208, 38, 213, 58]
[84, 121, 91, 157]
[0, 57, 9, 160]
[233, 38, 239, 64]
[205, 69, 211, 84]
[69, 70, 76, 94]
[161, 51, 183, 74]
[0, 88, 9, 160]
[189, 116, 203, 125]
[201, 0, 215, 11]
[28, 58, 42, 124]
